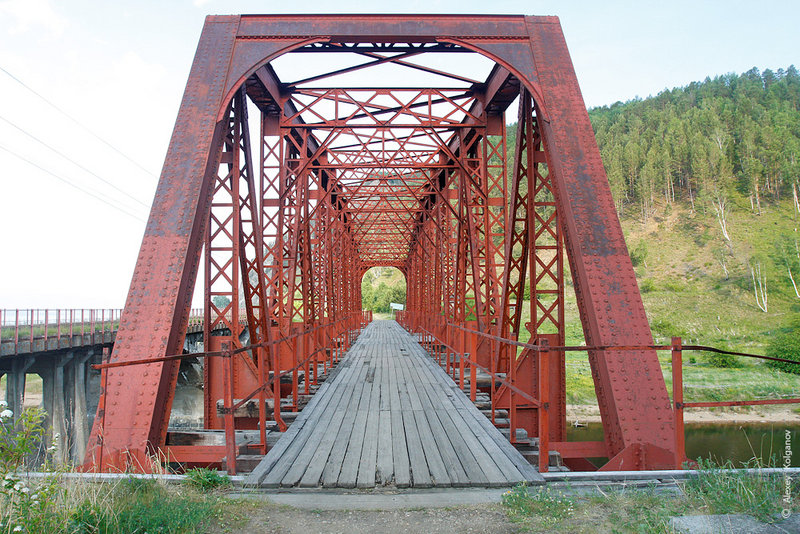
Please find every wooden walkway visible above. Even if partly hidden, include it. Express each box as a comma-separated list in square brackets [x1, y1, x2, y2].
[245, 320, 544, 488]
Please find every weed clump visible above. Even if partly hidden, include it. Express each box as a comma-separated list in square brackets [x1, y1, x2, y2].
[183, 467, 231, 491]
[685, 457, 797, 521]
[502, 483, 575, 529]
[501, 458, 798, 531]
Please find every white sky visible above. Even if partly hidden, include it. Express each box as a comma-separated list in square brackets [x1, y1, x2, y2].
[0, 0, 798, 309]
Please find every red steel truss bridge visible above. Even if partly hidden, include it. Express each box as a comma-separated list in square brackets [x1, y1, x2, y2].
[80, 14, 710, 478]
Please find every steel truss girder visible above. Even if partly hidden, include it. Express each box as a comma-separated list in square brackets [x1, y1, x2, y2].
[85, 14, 674, 473]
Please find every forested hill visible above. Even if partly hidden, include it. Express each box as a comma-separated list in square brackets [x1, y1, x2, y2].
[587, 66, 800, 220]
[580, 66, 800, 350]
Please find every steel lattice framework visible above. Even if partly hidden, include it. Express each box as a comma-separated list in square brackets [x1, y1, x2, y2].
[84, 14, 676, 473]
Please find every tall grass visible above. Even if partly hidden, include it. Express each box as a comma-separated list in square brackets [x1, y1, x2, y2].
[502, 458, 799, 533]
[684, 458, 793, 522]
[0, 474, 230, 533]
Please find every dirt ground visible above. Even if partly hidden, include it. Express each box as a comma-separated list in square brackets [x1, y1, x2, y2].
[221, 502, 520, 534]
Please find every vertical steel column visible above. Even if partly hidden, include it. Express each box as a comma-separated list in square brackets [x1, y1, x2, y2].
[203, 100, 243, 429]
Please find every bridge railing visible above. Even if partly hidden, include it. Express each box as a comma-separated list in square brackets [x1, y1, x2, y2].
[397, 310, 800, 472]
[90, 310, 369, 474]
[0, 309, 122, 354]
[0, 308, 207, 354]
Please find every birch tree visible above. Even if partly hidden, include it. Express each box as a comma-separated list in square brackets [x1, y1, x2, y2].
[749, 260, 768, 312]
[711, 194, 731, 242]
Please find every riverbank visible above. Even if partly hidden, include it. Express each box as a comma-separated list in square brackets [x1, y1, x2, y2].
[567, 404, 800, 425]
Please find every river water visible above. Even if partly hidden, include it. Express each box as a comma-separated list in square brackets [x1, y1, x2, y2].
[567, 422, 800, 467]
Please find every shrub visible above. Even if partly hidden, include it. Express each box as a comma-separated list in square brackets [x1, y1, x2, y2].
[765, 321, 800, 374]
[706, 351, 740, 368]
[705, 345, 740, 368]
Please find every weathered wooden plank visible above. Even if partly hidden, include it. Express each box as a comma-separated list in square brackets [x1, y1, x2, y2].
[321, 363, 369, 487]
[391, 404, 411, 487]
[379, 349, 391, 411]
[297, 406, 347, 487]
[451, 404, 525, 484]
[422, 408, 470, 486]
[286, 361, 362, 487]
[388, 348, 401, 412]
[450, 382, 543, 483]
[398, 349, 424, 412]
[278, 357, 361, 486]
[402, 409, 431, 487]
[397, 358, 413, 412]
[431, 406, 487, 485]
[337, 407, 369, 488]
[413, 409, 451, 486]
[356, 405, 380, 488]
[406, 362, 434, 413]
[443, 408, 508, 487]
[260, 359, 362, 487]
[245, 357, 356, 486]
[376, 409, 393, 485]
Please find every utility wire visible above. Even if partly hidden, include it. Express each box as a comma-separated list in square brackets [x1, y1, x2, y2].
[0, 113, 150, 208]
[0, 65, 159, 180]
[0, 143, 147, 223]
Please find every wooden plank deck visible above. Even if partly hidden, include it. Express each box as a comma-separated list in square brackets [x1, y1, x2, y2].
[245, 320, 544, 488]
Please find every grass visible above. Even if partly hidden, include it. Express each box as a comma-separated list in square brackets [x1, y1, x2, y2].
[565, 354, 800, 405]
[502, 459, 800, 533]
[1, 408, 246, 534]
[0, 474, 247, 534]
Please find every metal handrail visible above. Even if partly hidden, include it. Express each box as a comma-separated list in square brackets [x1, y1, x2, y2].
[397, 310, 800, 472]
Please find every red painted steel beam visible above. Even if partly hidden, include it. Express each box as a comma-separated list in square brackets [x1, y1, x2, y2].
[83, 18, 245, 471]
[524, 18, 675, 466]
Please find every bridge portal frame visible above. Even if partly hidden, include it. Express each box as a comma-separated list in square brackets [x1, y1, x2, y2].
[84, 14, 676, 473]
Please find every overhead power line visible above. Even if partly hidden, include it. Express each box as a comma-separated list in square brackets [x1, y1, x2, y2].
[0, 113, 150, 208]
[0, 65, 159, 180]
[0, 143, 147, 223]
